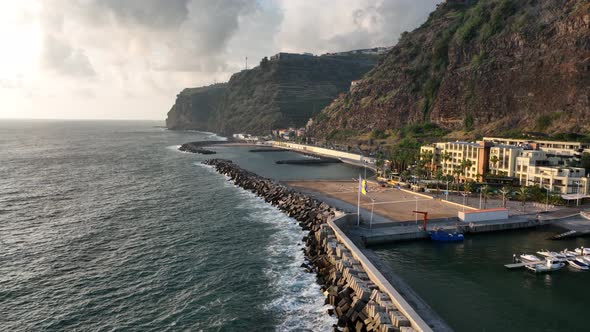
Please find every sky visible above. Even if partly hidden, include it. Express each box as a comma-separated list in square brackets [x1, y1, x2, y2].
[0, 0, 441, 121]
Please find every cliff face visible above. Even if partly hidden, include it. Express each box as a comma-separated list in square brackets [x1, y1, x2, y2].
[166, 52, 377, 134]
[312, 0, 590, 139]
[165, 84, 227, 131]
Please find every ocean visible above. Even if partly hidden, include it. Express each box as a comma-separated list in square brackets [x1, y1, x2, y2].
[0, 120, 364, 331]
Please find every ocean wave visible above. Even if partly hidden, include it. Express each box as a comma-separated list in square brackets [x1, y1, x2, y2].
[228, 187, 336, 331]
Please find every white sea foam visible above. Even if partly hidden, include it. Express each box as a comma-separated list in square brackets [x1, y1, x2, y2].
[200, 165, 336, 330]
[236, 190, 337, 331]
[182, 130, 228, 141]
[166, 145, 182, 151]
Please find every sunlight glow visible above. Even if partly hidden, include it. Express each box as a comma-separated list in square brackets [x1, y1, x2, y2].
[0, 1, 42, 80]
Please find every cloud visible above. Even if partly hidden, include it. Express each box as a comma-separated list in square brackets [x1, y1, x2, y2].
[92, 0, 190, 28]
[41, 34, 95, 77]
[274, 0, 441, 53]
[3, 0, 441, 120]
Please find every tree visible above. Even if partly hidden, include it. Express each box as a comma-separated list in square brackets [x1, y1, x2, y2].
[490, 155, 499, 175]
[375, 151, 385, 175]
[480, 185, 491, 209]
[452, 167, 463, 194]
[421, 150, 434, 178]
[400, 170, 411, 182]
[441, 151, 452, 170]
[499, 186, 511, 208]
[460, 159, 474, 182]
[464, 181, 474, 205]
[475, 173, 483, 182]
[517, 186, 529, 212]
[434, 169, 444, 197]
[260, 56, 270, 69]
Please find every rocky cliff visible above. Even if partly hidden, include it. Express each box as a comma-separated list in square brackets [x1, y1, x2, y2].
[166, 52, 377, 135]
[311, 0, 590, 140]
[165, 84, 227, 131]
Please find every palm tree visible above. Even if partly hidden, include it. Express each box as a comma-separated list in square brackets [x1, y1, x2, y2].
[490, 155, 499, 175]
[421, 150, 434, 178]
[400, 170, 411, 182]
[434, 169, 443, 197]
[499, 185, 511, 208]
[464, 181, 474, 205]
[460, 159, 474, 182]
[452, 167, 462, 194]
[441, 151, 452, 168]
[480, 185, 491, 209]
[517, 186, 529, 212]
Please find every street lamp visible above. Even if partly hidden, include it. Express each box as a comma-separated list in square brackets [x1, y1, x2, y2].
[576, 179, 581, 207]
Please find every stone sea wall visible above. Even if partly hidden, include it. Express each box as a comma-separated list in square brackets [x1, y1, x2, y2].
[203, 158, 426, 332]
[179, 141, 223, 154]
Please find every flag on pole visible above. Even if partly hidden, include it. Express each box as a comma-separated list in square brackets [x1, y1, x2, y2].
[358, 174, 362, 194]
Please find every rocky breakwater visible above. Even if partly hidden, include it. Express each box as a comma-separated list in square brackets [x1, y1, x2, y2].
[203, 158, 420, 332]
[179, 141, 225, 154]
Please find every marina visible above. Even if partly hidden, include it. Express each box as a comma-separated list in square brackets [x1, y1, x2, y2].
[372, 228, 590, 331]
[506, 247, 590, 273]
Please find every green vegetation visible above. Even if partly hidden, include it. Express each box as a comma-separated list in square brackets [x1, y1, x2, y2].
[535, 114, 553, 131]
[455, 1, 486, 43]
[399, 122, 449, 139]
[463, 113, 475, 131]
[470, 51, 488, 67]
[326, 129, 358, 141]
[370, 128, 389, 140]
[455, 0, 519, 43]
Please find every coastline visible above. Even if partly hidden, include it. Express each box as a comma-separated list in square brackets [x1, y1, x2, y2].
[284, 182, 453, 330]
[203, 158, 444, 331]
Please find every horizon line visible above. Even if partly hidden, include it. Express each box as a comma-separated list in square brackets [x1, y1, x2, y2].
[0, 117, 165, 122]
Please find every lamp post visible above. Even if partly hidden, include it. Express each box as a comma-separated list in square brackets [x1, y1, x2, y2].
[461, 192, 468, 211]
[529, 177, 549, 212]
[370, 197, 375, 229]
[479, 188, 482, 209]
[577, 180, 581, 207]
[543, 186, 549, 212]
[415, 196, 418, 224]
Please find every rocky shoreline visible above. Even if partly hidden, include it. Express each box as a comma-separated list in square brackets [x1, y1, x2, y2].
[203, 158, 419, 332]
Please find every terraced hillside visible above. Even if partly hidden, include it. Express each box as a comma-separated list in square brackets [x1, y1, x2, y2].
[166, 52, 377, 135]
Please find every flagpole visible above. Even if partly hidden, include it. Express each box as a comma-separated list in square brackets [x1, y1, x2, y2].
[357, 174, 361, 226]
[370, 197, 374, 230]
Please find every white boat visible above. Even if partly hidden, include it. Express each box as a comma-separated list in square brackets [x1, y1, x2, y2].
[536, 250, 567, 261]
[578, 256, 590, 265]
[575, 247, 590, 256]
[561, 249, 577, 258]
[519, 254, 541, 262]
[526, 258, 565, 273]
[568, 259, 589, 270]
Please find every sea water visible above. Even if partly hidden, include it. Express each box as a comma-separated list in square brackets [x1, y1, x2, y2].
[0, 120, 364, 331]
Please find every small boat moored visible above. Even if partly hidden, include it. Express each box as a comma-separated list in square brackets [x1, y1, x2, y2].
[568, 259, 589, 270]
[536, 249, 567, 262]
[526, 258, 565, 273]
[429, 229, 464, 242]
[519, 254, 541, 263]
[575, 247, 590, 256]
